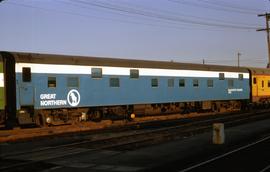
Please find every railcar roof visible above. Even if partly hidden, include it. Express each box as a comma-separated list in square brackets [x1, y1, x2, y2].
[4, 51, 251, 73]
[248, 67, 270, 75]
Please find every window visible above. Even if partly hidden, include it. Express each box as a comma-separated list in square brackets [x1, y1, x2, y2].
[48, 77, 56, 88]
[207, 79, 213, 88]
[179, 79, 185, 87]
[151, 78, 158, 87]
[168, 78, 174, 87]
[228, 79, 234, 88]
[219, 73, 225, 80]
[130, 69, 139, 79]
[268, 80, 270, 87]
[91, 68, 102, 78]
[22, 67, 31, 82]
[253, 78, 257, 84]
[67, 77, 79, 87]
[262, 80, 264, 88]
[193, 79, 199, 87]
[110, 78, 120, 87]
[239, 74, 243, 80]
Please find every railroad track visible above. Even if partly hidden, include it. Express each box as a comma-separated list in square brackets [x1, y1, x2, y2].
[1, 110, 270, 171]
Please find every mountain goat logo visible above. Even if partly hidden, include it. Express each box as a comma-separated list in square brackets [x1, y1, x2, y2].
[67, 89, 80, 107]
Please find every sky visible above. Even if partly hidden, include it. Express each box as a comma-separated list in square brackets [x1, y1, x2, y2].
[0, 0, 270, 67]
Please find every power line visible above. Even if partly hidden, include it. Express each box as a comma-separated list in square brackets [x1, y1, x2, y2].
[168, 0, 258, 15]
[6, 1, 237, 32]
[71, 0, 259, 30]
[7, 0, 259, 32]
[195, 0, 265, 13]
[5, 0, 261, 31]
[56, 0, 203, 28]
[5, 1, 191, 30]
[105, 0, 261, 27]
[59, 0, 262, 30]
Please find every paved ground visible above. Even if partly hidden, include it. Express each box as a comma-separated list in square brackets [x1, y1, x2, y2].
[177, 136, 270, 172]
[1, 118, 270, 171]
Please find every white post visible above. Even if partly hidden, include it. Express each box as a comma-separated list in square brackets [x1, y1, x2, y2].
[212, 123, 225, 144]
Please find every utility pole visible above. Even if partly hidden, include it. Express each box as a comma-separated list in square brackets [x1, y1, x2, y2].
[237, 52, 241, 67]
[257, 13, 270, 68]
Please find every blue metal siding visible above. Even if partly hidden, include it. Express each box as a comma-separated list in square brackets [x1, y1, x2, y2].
[16, 73, 250, 110]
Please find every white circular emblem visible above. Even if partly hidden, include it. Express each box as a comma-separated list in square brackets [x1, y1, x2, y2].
[67, 89, 80, 107]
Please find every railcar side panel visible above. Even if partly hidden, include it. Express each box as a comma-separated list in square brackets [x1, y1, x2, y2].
[15, 63, 250, 110]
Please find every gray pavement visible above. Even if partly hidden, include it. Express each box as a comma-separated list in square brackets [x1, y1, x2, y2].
[2, 117, 270, 172]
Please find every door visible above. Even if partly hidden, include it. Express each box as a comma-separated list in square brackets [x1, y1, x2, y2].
[258, 79, 265, 96]
[252, 77, 258, 97]
[19, 67, 34, 106]
[19, 86, 34, 105]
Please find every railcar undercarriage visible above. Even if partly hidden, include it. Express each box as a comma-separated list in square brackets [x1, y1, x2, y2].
[5, 100, 248, 127]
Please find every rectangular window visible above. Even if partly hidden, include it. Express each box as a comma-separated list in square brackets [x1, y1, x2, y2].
[228, 79, 234, 88]
[48, 77, 56, 88]
[219, 73, 225, 80]
[91, 68, 102, 78]
[268, 80, 270, 87]
[207, 79, 213, 88]
[238, 74, 243, 80]
[110, 78, 120, 87]
[130, 69, 139, 79]
[22, 67, 31, 82]
[253, 78, 257, 84]
[168, 78, 174, 87]
[262, 80, 264, 88]
[193, 79, 199, 87]
[179, 79, 185, 87]
[151, 78, 158, 87]
[67, 77, 79, 87]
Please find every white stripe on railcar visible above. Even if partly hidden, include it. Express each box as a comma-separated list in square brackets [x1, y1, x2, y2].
[15, 63, 249, 79]
[0, 73, 4, 87]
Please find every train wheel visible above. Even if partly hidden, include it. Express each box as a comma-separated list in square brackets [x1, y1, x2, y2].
[89, 110, 103, 122]
[35, 114, 45, 127]
[211, 103, 217, 112]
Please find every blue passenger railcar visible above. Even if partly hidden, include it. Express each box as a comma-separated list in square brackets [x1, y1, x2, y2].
[1, 52, 251, 126]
